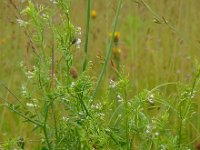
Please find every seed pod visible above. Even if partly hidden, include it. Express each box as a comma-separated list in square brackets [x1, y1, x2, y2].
[71, 38, 77, 45]
[70, 67, 78, 79]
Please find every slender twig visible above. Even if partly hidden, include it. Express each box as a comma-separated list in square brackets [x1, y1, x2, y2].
[150, 82, 178, 93]
[0, 81, 26, 108]
[92, 0, 123, 99]
[8, 0, 40, 58]
[0, 96, 42, 127]
[140, 0, 200, 50]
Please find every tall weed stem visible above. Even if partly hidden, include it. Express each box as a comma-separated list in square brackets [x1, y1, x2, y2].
[82, 0, 91, 71]
[93, 0, 123, 99]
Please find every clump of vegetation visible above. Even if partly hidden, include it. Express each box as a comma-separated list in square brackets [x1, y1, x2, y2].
[0, 0, 200, 149]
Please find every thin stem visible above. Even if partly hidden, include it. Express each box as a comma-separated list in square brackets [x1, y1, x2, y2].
[43, 102, 51, 149]
[190, 68, 200, 98]
[51, 33, 55, 90]
[82, 0, 91, 71]
[124, 89, 130, 149]
[0, 81, 26, 108]
[51, 32, 58, 148]
[92, 0, 123, 99]
[78, 91, 91, 117]
[51, 100, 58, 148]
[178, 100, 183, 148]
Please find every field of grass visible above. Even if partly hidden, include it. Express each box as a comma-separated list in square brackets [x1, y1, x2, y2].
[1, 0, 200, 149]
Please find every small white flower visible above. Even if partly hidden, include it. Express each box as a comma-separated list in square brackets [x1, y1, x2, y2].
[148, 94, 154, 104]
[76, 38, 81, 49]
[77, 27, 81, 31]
[61, 97, 70, 102]
[42, 13, 49, 20]
[146, 129, 150, 134]
[109, 79, 117, 88]
[189, 91, 196, 99]
[32, 98, 38, 102]
[25, 70, 34, 79]
[146, 124, 151, 130]
[99, 113, 105, 120]
[160, 144, 167, 150]
[149, 94, 154, 99]
[89, 99, 93, 102]
[117, 95, 122, 99]
[76, 27, 81, 35]
[21, 85, 27, 95]
[50, 0, 58, 4]
[62, 117, 69, 122]
[79, 111, 84, 115]
[26, 103, 37, 107]
[105, 128, 110, 132]
[33, 65, 37, 70]
[146, 124, 152, 133]
[117, 95, 124, 102]
[16, 19, 28, 27]
[70, 82, 75, 88]
[19, 61, 24, 68]
[91, 103, 102, 110]
[95, 103, 102, 109]
[149, 99, 154, 104]
[155, 132, 159, 136]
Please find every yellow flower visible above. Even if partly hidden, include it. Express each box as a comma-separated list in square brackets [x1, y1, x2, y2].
[114, 32, 120, 42]
[109, 31, 120, 43]
[112, 47, 121, 56]
[91, 10, 97, 19]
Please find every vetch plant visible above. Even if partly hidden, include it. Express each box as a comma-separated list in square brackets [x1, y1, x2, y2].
[1, 0, 200, 149]
[1, 0, 95, 149]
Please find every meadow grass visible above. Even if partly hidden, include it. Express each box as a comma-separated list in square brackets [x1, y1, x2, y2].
[0, 0, 200, 149]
